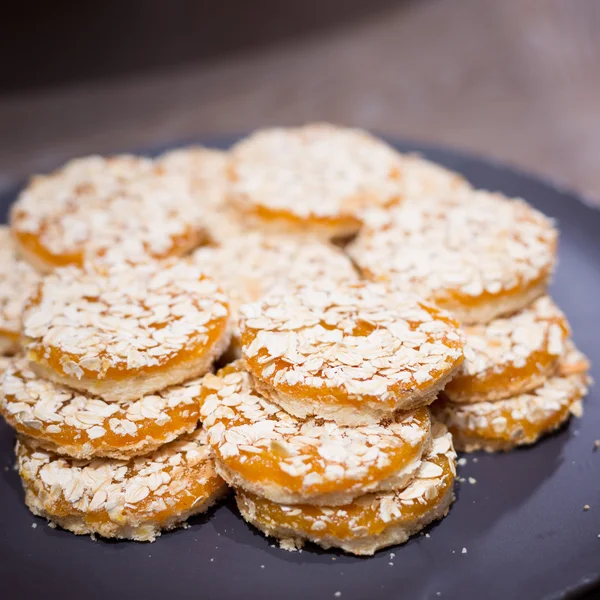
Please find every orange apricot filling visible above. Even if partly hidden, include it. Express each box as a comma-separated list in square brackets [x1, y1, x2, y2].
[200, 362, 432, 499]
[445, 348, 559, 402]
[241, 309, 463, 410]
[237, 447, 454, 540]
[13, 224, 203, 269]
[27, 319, 228, 382]
[437, 373, 587, 447]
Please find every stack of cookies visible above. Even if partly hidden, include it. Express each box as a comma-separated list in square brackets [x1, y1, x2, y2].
[349, 188, 591, 451]
[200, 280, 465, 555]
[0, 259, 230, 541]
[0, 122, 592, 554]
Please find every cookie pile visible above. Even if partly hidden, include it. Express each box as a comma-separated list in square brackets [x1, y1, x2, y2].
[0, 123, 592, 553]
[349, 189, 591, 451]
[200, 280, 464, 554]
[1, 258, 231, 541]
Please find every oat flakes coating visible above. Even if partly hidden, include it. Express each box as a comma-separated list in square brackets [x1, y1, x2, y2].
[22, 260, 231, 402]
[235, 423, 456, 555]
[240, 281, 465, 426]
[230, 124, 408, 239]
[1, 356, 203, 459]
[10, 155, 206, 272]
[17, 427, 229, 541]
[200, 361, 431, 505]
[191, 233, 358, 350]
[0, 226, 40, 354]
[434, 343, 590, 452]
[349, 189, 558, 324]
[445, 296, 570, 403]
[157, 146, 252, 245]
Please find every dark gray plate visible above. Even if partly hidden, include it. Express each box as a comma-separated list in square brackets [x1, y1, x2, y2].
[1, 138, 599, 600]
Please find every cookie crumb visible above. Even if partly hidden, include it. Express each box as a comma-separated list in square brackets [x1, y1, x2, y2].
[468, 477, 477, 485]
[584, 505, 590, 511]
[31, 523, 37, 529]
[260, 565, 265, 569]
[594, 440, 600, 451]
[472, 458, 478, 463]
[457, 458, 467, 466]
[462, 547, 467, 554]
[335, 592, 342, 598]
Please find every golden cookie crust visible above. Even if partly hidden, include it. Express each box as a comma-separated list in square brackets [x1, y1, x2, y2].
[22, 261, 231, 402]
[229, 124, 409, 239]
[200, 361, 431, 505]
[349, 190, 558, 324]
[10, 155, 206, 271]
[445, 296, 570, 403]
[434, 344, 590, 452]
[1, 356, 204, 460]
[17, 428, 229, 542]
[236, 423, 456, 555]
[240, 281, 465, 426]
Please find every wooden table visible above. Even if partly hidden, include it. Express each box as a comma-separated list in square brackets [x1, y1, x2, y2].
[1, 0, 599, 204]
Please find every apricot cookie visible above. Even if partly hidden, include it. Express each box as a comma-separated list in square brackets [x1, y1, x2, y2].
[444, 296, 569, 403]
[192, 233, 357, 355]
[157, 146, 250, 245]
[22, 260, 231, 402]
[433, 344, 590, 452]
[17, 427, 229, 541]
[240, 281, 465, 426]
[229, 124, 408, 240]
[200, 361, 431, 505]
[349, 190, 558, 324]
[0, 226, 40, 354]
[1, 356, 202, 459]
[10, 155, 205, 272]
[236, 423, 456, 555]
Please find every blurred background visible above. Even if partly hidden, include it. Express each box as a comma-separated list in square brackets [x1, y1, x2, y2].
[1, 0, 599, 202]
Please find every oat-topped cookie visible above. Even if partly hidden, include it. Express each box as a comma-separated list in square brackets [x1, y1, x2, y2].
[0, 356, 204, 459]
[10, 155, 206, 272]
[445, 296, 570, 403]
[200, 362, 431, 505]
[191, 233, 358, 355]
[349, 190, 558, 324]
[229, 124, 408, 239]
[17, 427, 229, 541]
[0, 226, 40, 355]
[434, 342, 590, 452]
[157, 146, 251, 245]
[240, 281, 465, 426]
[22, 260, 231, 402]
[236, 423, 456, 556]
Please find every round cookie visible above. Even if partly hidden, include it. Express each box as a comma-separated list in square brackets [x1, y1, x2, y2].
[17, 427, 229, 541]
[235, 423, 456, 555]
[229, 124, 407, 240]
[191, 233, 358, 356]
[157, 146, 250, 245]
[1, 356, 203, 459]
[349, 190, 558, 324]
[444, 296, 570, 403]
[200, 361, 431, 505]
[0, 226, 40, 355]
[433, 344, 590, 452]
[22, 260, 231, 403]
[240, 281, 465, 426]
[10, 155, 206, 272]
